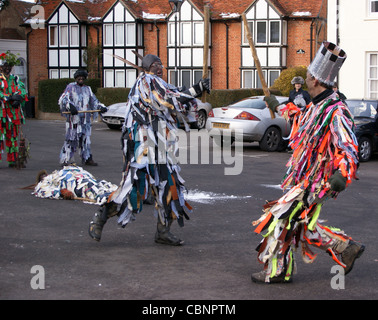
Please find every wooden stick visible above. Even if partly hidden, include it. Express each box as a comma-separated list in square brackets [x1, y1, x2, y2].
[104, 53, 143, 71]
[242, 13, 275, 119]
[62, 110, 101, 114]
[201, 5, 210, 103]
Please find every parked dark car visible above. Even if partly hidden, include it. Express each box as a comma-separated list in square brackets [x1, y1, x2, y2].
[347, 99, 378, 162]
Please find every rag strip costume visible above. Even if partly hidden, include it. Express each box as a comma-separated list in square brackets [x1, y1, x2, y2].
[33, 165, 117, 205]
[88, 57, 206, 245]
[59, 76, 105, 165]
[110, 72, 195, 227]
[253, 42, 364, 283]
[0, 72, 27, 165]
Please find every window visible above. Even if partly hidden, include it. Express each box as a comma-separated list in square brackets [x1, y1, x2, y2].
[243, 70, 254, 88]
[104, 25, 113, 46]
[270, 21, 280, 43]
[59, 26, 68, 46]
[371, 0, 378, 13]
[368, 53, 378, 99]
[256, 21, 267, 43]
[126, 24, 136, 45]
[115, 24, 124, 46]
[243, 21, 253, 44]
[49, 26, 58, 46]
[70, 25, 79, 46]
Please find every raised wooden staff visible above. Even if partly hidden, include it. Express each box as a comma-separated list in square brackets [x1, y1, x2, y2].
[201, 4, 210, 103]
[242, 13, 275, 119]
[62, 110, 101, 114]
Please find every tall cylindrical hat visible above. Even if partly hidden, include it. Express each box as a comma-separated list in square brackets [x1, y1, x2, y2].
[308, 41, 347, 86]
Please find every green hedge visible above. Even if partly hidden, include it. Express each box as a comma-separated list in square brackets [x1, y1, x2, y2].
[92, 87, 283, 108]
[95, 87, 131, 106]
[38, 78, 101, 113]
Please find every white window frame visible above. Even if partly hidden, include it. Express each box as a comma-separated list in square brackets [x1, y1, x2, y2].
[367, 52, 378, 99]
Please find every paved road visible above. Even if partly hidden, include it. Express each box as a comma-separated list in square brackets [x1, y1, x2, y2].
[1, 119, 377, 302]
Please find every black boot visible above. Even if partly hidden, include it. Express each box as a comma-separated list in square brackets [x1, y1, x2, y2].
[340, 241, 365, 275]
[88, 202, 117, 241]
[155, 220, 184, 246]
[84, 155, 98, 166]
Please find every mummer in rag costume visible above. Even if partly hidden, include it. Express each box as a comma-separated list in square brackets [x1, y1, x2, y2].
[88, 54, 209, 245]
[252, 42, 365, 283]
[0, 51, 27, 167]
[59, 69, 107, 166]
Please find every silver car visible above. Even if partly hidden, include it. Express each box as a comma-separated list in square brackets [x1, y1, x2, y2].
[101, 98, 212, 130]
[206, 95, 290, 151]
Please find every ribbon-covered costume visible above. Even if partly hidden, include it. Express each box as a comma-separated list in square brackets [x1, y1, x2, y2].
[33, 165, 117, 205]
[89, 67, 200, 244]
[59, 82, 104, 164]
[253, 42, 364, 283]
[253, 91, 359, 282]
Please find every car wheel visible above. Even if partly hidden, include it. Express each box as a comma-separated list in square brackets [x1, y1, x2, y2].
[359, 136, 372, 162]
[259, 127, 281, 152]
[192, 110, 207, 129]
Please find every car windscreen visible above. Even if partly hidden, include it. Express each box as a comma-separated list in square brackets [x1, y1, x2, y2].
[229, 99, 266, 109]
[347, 100, 378, 119]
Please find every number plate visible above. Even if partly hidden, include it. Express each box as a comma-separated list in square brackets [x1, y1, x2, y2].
[212, 122, 230, 129]
[107, 119, 121, 125]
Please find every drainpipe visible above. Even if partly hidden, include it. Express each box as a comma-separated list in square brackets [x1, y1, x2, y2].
[154, 21, 160, 57]
[223, 21, 229, 89]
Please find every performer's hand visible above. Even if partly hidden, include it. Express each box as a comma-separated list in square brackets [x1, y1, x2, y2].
[10, 94, 22, 108]
[69, 103, 78, 115]
[264, 95, 280, 113]
[99, 106, 108, 114]
[328, 171, 347, 192]
[199, 78, 210, 94]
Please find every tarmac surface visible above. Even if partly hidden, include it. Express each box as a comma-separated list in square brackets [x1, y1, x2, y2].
[1, 119, 377, 303]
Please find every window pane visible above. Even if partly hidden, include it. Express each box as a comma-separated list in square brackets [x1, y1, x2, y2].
[269, 70, 280, 86]
[70, 26, 79, 46]
[243, 71, 253, 88]
[60, 26, 68, 46]
[50, 26, 58, 46]
[370, 67, 378, 78]
[115, 24, 124, 45]
[244, 22, 253, 43]
[372, 0, 378, 12]
[370, 53, 378, 65]
[182, 70, 191, 89]
[181, 23, 191, 45]
[81, 25, 86, 46]
[104, 25, 113, 46]
[126, 24, 136, 45]
[194, 70, 202, 84]
[270, 21, 280, 43]
[257, 21, 266, 43]
[194, 22, 203, 45]
[104, 70, 114, 87]
[115, 70, 125, 87]
[169, 70, 177, 86]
